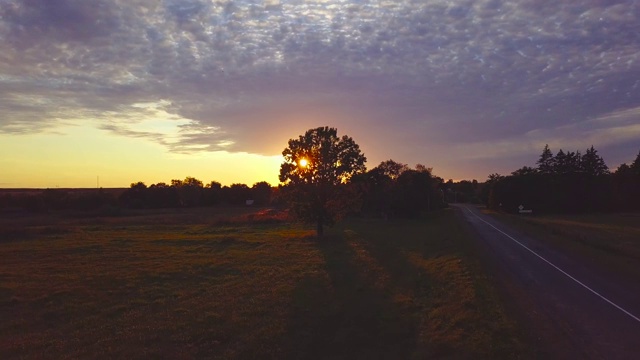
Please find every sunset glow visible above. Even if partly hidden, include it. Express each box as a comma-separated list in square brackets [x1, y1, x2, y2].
[2, 1, 639, 187]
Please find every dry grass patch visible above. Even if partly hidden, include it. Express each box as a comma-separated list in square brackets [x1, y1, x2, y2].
[1, 207, 526, 359]
[337, 211, 526, 358]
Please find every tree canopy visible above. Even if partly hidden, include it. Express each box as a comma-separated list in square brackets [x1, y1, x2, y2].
[536, 144, 554, 174]
[374, 160, 410, 180]
[279, 126, 367, 236]
[485, 145, 638, 213]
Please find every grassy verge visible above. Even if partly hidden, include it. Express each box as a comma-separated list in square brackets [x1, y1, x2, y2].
[1, 207, 526, 359]
[482, 209, 640, 282]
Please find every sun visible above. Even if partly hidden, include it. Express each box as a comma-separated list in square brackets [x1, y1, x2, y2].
[298, 158, 308, 167]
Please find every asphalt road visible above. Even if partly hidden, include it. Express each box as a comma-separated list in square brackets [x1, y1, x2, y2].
[453, 204, 640, 359]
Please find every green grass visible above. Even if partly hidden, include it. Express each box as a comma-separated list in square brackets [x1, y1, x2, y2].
[483, 209, 640, 283]
[1, 207, 526, 359]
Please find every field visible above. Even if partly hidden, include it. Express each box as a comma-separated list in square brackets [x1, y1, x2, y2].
[1, 207, 526, 359]
[483, 210, 640, 283]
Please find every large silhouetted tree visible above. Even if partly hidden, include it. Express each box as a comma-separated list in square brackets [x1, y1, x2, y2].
[552, 149, 569, 174]
[537, 144, 554, 174]
[279, 126, 366, 236]
[581, 146, 609, 176]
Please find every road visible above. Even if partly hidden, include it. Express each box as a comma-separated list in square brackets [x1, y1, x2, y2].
[453, 204, 640, 359]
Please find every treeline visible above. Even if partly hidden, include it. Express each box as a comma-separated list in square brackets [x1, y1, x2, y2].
[119, 178, 274, 208]
[484, 146, 640, 213]
[118, 159, 450, 219]
[350, 160, 447, 218]
[0, 177, 276, 213]
[11, 146, 634, 217]
[0, 162, 455, 218]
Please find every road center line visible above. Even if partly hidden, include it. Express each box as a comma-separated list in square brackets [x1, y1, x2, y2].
[463, 206, 640, 323]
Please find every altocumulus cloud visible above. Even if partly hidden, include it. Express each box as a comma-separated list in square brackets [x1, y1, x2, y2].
[1, 0, 640, 175]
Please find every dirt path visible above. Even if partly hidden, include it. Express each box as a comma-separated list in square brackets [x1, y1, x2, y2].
[453, 204, 640, 359]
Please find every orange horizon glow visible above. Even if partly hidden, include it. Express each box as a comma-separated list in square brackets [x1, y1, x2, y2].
[0, 125, 283, 189]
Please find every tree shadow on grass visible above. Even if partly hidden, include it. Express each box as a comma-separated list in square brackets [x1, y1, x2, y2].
[284, 234, 418, 360]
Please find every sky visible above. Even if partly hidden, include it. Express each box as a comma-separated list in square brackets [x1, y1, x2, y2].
[1, 0, 640, 188]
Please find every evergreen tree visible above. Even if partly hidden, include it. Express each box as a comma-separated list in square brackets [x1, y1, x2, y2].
[553, 149, 568, 174]
[630, 150, 640, 175]
[536, 144, 554, 174]
[581, 146, 609, 176]
[565, 151, 582, 173]
[615, 163, 631, 175]
[573, 150, 583, 172]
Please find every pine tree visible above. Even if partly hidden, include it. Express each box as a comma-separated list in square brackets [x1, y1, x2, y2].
[536, 144, 554, 174]
[630, 150, 640, 175]
[553, 149, 568, 174]
[615, 163, 631, 175]
[581, 146, 609, 176]
[565, 151, 582, 173]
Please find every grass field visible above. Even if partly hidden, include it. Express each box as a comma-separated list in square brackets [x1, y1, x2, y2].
[1, 207, 526, 359]
[483, 209, 640, 283]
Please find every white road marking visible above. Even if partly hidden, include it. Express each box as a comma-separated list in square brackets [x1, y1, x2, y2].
[463, 206, 640, 323]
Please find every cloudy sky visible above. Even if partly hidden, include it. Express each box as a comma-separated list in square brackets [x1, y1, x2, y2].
[1, 0, 639, 187]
